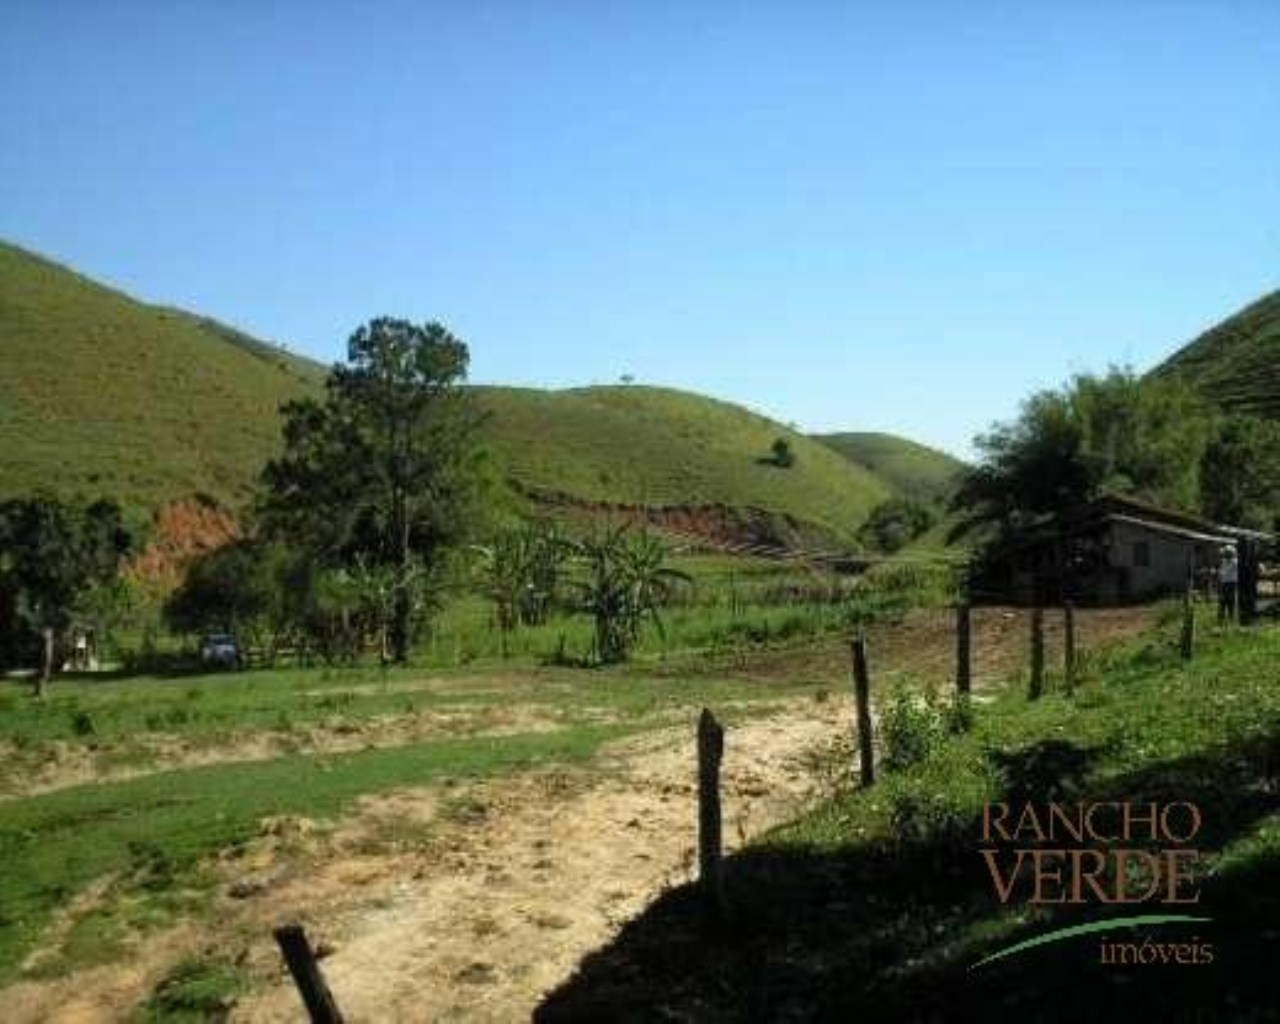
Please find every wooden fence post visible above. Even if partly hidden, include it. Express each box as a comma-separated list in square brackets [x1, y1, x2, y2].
[955, 603, 972, 697]
[1028, 608, 1045, 700]
[697, 709, 725, 915]
[1063, 601, 1076, 695]
[1240, 539, 1259, 626]
[852, 637, 875, 787]
[1180, 585, 1195, 661]
[274, 923, 344, 1024]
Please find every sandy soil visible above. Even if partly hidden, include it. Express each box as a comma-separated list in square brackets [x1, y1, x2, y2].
[238, 697, 845, 1022]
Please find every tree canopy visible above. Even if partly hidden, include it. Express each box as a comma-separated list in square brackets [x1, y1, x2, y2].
[0, 496, 132, 690]
[950, 367, 1260, 543]
[261, 318, 487, 662]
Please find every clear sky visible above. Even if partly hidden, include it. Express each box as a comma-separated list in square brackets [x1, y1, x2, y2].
[3, 2, 1277, 457]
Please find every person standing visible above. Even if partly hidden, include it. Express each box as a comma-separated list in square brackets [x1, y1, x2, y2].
[1218, 545, 1239, 624]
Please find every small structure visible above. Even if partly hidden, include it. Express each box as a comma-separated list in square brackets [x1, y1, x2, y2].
[983, 494, 1272, 608]
[62, 627, 101, 673]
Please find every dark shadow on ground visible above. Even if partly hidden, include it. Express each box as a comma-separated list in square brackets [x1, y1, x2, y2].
[537, 731, 1280, 1023]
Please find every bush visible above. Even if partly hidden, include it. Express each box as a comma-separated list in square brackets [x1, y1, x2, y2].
[69, 709, 97, 738]
[140, 955, 246, 1022]
[888, 791, 971, 848]
[857, 498, 935, 553]
[880, 680, 946, 772]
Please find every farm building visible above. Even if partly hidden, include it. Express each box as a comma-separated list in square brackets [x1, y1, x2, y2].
[980, 494, 1273, 608]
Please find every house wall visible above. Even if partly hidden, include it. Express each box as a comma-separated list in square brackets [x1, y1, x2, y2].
[1105, 521, 1214, 598]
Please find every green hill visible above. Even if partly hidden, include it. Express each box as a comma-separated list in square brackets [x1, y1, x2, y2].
[0, 241, 323, 513]
[1, 242, 893, 544]
[1151, 288, 1280, 419]
[475, 386, 892, 544]
[813, 431, 963, 504]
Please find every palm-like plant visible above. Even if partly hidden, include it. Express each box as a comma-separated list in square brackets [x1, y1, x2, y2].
[473, 523, 570, 656]
[572, 524, 690, 664]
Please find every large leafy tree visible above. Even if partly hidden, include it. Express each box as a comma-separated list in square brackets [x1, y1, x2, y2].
[0, 497, 132, 694]
[164, 540, 295, 655]
[1069, 369, 1213, 511]
[950, 390, 1092, 541]
[261, 318, 485, 663]
[1200, 415, 1280, 531]
[951, 368, 1215, 542]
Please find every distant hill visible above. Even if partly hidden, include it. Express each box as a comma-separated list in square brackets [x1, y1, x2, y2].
[0, 241, 323, 514]
[1, 242, 897, 546]
[1150, 289, 1280, 419]
[475, 386, 892, 545]
[813, 431, 963, 505]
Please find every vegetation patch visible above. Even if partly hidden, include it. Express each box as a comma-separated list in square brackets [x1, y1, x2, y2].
[136, 954, 248, 1023]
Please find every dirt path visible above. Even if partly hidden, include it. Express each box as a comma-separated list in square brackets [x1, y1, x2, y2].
[233, 695, 844, 1021]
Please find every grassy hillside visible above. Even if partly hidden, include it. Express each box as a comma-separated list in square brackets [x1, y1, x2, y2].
[1151, 289, 1280, 419]
[475, 386, 891, 543]
[814, 430, 963, 504]
[0, 242, 322, 513]
[0, 242, 893, 543]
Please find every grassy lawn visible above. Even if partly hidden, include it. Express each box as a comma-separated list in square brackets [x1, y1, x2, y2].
[0, 656, 821, 776]
[539, 622, 1280, 1022]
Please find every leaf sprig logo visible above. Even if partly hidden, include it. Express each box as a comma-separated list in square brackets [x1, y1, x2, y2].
[973, 801, 1213, 968]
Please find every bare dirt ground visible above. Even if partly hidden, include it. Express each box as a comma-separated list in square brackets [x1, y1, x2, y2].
[1, 605, 1154, 1022]
[239, 698, 846, 1022]
[2, 695, 846, 1023]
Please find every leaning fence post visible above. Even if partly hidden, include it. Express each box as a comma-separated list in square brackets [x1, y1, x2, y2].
[274, 923, 344, 1024]
[955, 603, 972, 697]
[852, 637, 875, 787]
[1063, 601, 1076, 695]
[697, 708, 725, 915]
[1180, 585, 1195, 661]
[1028, 608, 1045, 700]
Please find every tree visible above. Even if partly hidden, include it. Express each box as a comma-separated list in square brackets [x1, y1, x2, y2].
[571, 525, 690, 664]
[261, 318, 486, 663]
[771, 437, 795, 468]
[1069, 369, 1213, 510]
[164, 540, 290, 659]
[1200, 415, 1280, 530]
[951, 368, 1215, 542]
[858, 498, 936, 554]
[950, 390, 1091, 541]
[0, 497, 132, 694]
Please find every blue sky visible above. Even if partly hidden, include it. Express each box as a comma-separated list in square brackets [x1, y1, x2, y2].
[3, 1, 1277, 457]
